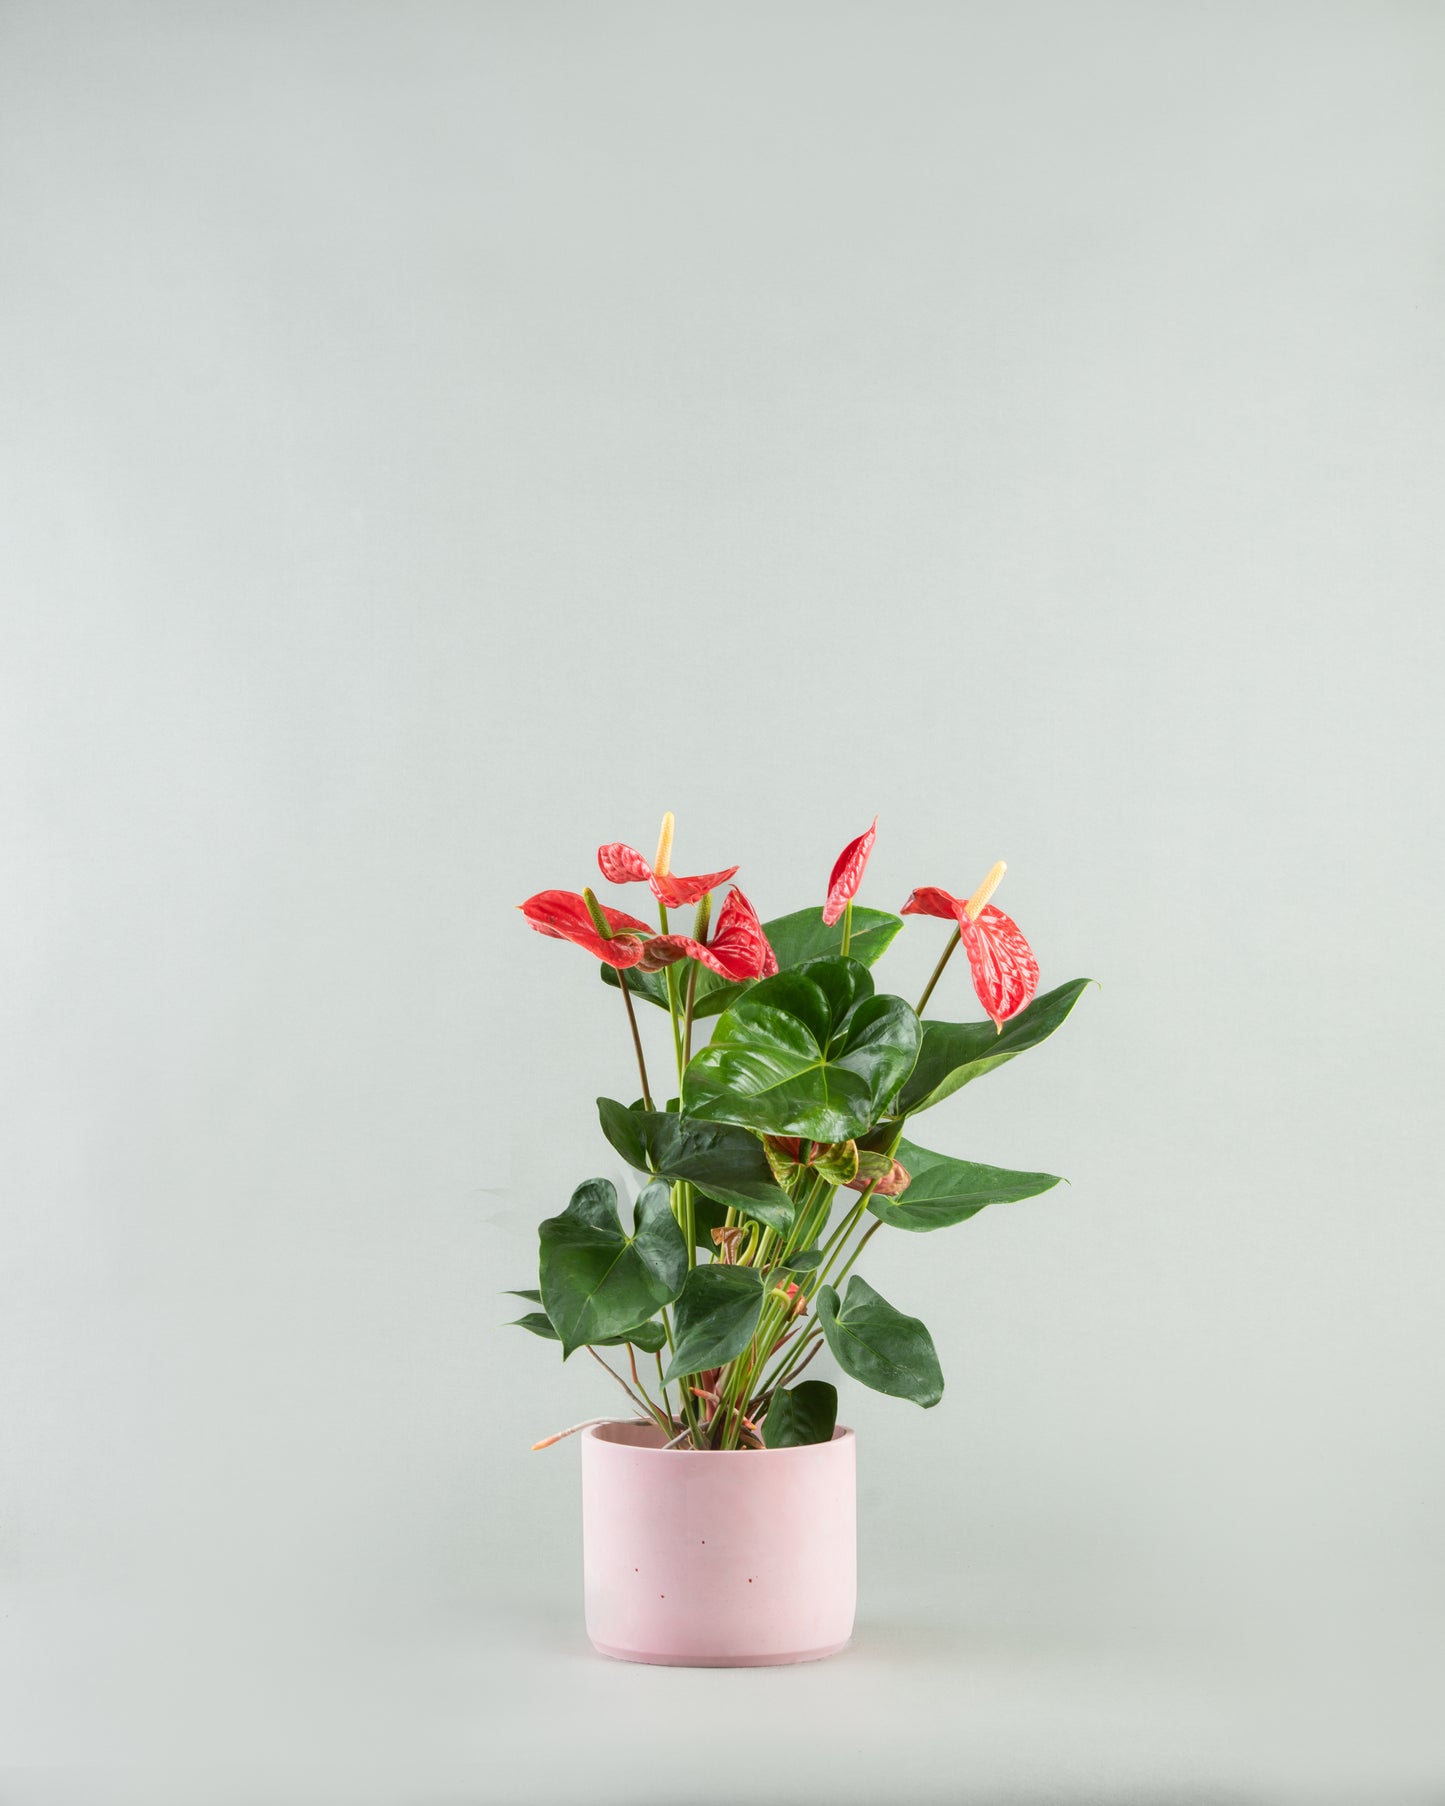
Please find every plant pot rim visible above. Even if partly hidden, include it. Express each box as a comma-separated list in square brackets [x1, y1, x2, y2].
[584, 1420, 854, 1460]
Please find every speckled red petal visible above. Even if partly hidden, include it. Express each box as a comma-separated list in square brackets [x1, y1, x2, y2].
[654, 889, 774, 980]
[519, 890, 653, 968]
[703, 888, 775, 980]
[822, 819, 877, 926]
[959, 903, 1039, 1026]
[899, 886, 962, 920]
[651, 865, 740, 908]
[597, 843, 654, 886]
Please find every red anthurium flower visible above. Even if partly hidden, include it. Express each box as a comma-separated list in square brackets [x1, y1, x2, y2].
[646, 887, 778, 981]
[519, 890, 655, 969]
[822, 818, 877, 926]
[901, 861, 1040, 1026]
[598, 812, 738, 909]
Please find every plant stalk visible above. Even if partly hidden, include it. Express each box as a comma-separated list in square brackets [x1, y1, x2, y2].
[915, 926, 960, 1015]
[616, 971, 653, 1110]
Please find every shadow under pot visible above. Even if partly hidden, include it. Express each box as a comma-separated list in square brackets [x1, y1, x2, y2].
[579, 1420, 856, 1667]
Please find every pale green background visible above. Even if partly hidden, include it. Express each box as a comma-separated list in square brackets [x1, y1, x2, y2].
[2, 3, 1443, 1802]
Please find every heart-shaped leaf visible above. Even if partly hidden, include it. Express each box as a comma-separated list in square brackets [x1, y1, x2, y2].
[596, 1098, 794, 1234]
[602, 905, 904, 1018]
[682, 957, 921, 1142]
[538, 1177, 687, 1357]
[662, 1264, 765, 1383]
[762, 1379, 838, 1448]
[896, 979, 1092, 1114]
[815, 1275, 944, 1407]
[865, 1137, 1062, 1231]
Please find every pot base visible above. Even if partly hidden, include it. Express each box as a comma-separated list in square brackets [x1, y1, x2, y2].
[589, 1636, 851, 1668]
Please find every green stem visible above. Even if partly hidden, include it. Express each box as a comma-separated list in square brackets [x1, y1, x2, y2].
[681, 1180, 697, 1270]
[915, 927, 961, 1015]
[781, 1172, 829, 1261]
[654, 1350, 675, 1430]
[682, 958, 700, 1066]
[659, 903, 686, 1082]
[751, 1321, 824, 1412]
[818, 1193, 870, 1267]
[617, 972, 653, 1111]
[832, 1217, 881, 1290]
[661, 1311, 704, 1446]
[839, 897, 854, 957]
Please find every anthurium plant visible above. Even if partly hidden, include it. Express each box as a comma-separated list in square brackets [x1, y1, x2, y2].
[514, 817, 1089, 1452]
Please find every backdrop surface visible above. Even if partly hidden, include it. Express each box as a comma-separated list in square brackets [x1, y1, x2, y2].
[2, 4, 1443, 1802]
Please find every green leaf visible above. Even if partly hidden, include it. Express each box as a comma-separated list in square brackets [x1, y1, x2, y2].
[509, 1311, 558, 1340]
[600, 905, 904, 1019]
[775, 1246, 825, 1274]
[663, 1264, 765, 1383]
[762, 1380, 838, 1448]
[867, 1138, 1063, 1232]
[505, 1289, 543, 1303]
[896, 979, 1093, 1114]
[505, 1303, 667, 1352]
[815, 1275, 944, 1407]
[691, 1194, 731, 1251]
[596, 1098, 794, 1234]
[682, 957, 921, 1142]
[606, 1318, 667, 1353]
[597, 961, 672, 1012]
[538, 1177, 687, 1357]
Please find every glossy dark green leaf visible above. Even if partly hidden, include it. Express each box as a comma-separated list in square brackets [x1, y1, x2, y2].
[682, 958, 921, 1141]
[866, 1137, 1063, 1231]
[815, 1275, 944, 1407]
[596, 1098, 794, 1233]
[775, 1247, 825, 1274]
[762, 1380, 838, 1448]
[606, 1318, 668, 1353]
[689, 1194, 731, 1251]
[538, 1177, 687, 1357]
[896, 979, 1093, 1114]
[600, 905, 904, 1019]
[509, 1311, 558, 1340]
[662, 1264, 765, 1383]
[505, 1302, 667, 1352]
[505, 1289, 543, 1303]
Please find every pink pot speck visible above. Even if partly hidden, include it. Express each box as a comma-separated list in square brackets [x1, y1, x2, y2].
[580, 1421, 857, 1667]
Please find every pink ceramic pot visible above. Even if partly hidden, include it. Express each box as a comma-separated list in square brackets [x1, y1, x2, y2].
[580, 1420, 856, 1667]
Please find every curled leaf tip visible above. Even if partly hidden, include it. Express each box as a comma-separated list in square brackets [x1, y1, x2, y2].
[964, 861, 1007, 922]
[653, 811, 675, 878]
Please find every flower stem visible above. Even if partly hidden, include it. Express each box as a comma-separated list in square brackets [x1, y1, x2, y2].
[585, 1345, 667, 1431]
[616, 971, 653, 1110]
[750, 1322, 824, 1414]
[831, 1217, 881, 1290]
[915, 927, 960, 1015]
[654, 1351, 675, 1430]
[661, 1311, 704, 1446]
[659, 902, 686, 1082]
[840, 897, 854, 957]
[682, 958, 700, 1066]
